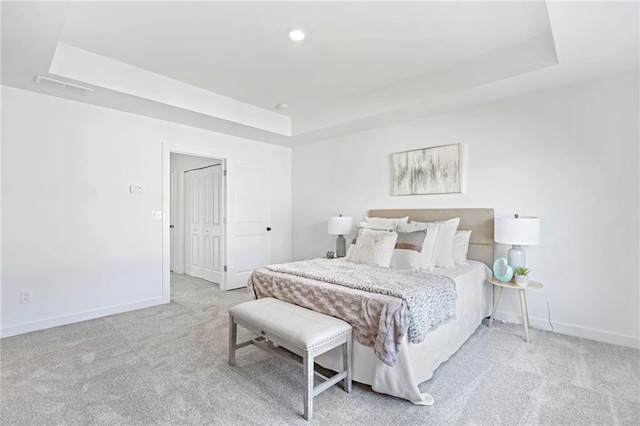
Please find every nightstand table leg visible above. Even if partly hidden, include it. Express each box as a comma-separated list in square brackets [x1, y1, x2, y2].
[518, 289, 530, 342]
[488, 286, 504, 327]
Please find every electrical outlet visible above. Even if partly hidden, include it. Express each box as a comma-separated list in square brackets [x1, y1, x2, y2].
[20, 290, 31, 304]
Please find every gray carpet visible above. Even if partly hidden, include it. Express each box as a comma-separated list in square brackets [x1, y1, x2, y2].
[1, 273, 638, 425]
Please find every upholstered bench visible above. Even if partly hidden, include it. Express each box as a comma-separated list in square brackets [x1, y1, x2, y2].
[229, 297, 352, 420]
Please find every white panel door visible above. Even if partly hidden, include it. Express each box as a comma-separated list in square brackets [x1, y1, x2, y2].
[185, 166, 222, 283]
[185, 169, 203, 279]
[208, 165, 224, 284]
[225, 164, 271, 290]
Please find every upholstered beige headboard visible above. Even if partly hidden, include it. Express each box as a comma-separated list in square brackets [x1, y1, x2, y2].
[368, 208, 495, 268]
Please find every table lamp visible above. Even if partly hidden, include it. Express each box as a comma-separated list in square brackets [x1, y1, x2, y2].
[328, 215, 353, 258]
[494, 214, 540, 269]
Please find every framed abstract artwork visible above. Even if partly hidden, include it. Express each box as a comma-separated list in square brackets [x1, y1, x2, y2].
[391, 143, 461, 195]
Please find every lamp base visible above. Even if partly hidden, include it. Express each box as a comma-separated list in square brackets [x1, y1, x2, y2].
[508, 245, 526, 269]
[336, 235, 347, 257]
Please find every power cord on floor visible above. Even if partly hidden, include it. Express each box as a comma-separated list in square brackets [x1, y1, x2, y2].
[544, 290, 555, 332]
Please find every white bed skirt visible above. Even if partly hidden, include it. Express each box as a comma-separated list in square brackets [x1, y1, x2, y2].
[315, 261, 493, 405]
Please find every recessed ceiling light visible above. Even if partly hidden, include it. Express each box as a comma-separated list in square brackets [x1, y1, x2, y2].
[275, 103, 289, 110]
[288, 28, 305, 41]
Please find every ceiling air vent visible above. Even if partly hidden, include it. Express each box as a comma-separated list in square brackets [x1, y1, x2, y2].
[34, 75, 93, 95]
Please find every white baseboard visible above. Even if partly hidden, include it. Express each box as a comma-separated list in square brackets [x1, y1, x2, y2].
[494, 310, 640, 349]
[0, 297, 167, 339]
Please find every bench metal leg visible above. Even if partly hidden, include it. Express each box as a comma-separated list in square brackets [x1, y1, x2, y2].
[228, 314, 237, 366]
[303, 351, 313, 421]
[342, 334, 352, 393]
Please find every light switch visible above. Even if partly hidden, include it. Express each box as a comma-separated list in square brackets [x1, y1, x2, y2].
[152, 211, 162, 220]
[129, 185, 143, 194]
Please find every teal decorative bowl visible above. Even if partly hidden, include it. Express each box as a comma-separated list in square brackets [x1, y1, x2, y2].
[493, 258, 514, 283]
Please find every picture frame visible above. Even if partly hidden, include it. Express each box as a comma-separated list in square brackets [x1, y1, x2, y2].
[391, 143, 461, 195]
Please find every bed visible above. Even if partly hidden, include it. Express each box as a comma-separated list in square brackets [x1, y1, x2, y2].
[248, 208, 494, 405]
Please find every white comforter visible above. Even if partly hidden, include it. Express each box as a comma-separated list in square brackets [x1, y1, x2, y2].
[315, 261, 493, 405]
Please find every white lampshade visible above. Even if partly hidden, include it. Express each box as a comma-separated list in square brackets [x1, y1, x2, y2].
[328, 216, 353, 235]
[495, 216, 540, 245]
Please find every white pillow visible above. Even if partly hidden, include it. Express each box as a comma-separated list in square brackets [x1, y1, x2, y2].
[453, 230, 472, 265]
[345, 228, 398, 267]
[345, 221, 396, 258]
[410, 218, 460, 268]
[433, 218, 460, 268]
[397, 222, 440, 271]
[359, 221, 397, 231]
[365, 216, 409, 226]
[390, 229, 427, 270]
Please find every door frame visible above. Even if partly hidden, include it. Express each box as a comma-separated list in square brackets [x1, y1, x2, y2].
[170, 168, 176, 272]
[162, 142, 229, 302]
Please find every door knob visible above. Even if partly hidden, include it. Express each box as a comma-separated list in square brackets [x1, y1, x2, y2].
[169, 225, 174, 229]
[266, 227, 272, 231]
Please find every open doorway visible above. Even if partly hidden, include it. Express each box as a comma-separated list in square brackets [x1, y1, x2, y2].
[169, 153, 226, 297]
[170, 153, 225, 283]
[162, 142, 273, 303]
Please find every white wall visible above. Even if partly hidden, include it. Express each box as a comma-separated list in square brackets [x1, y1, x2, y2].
[1, 86, 292, 337]
[292, 71, 639, 348]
